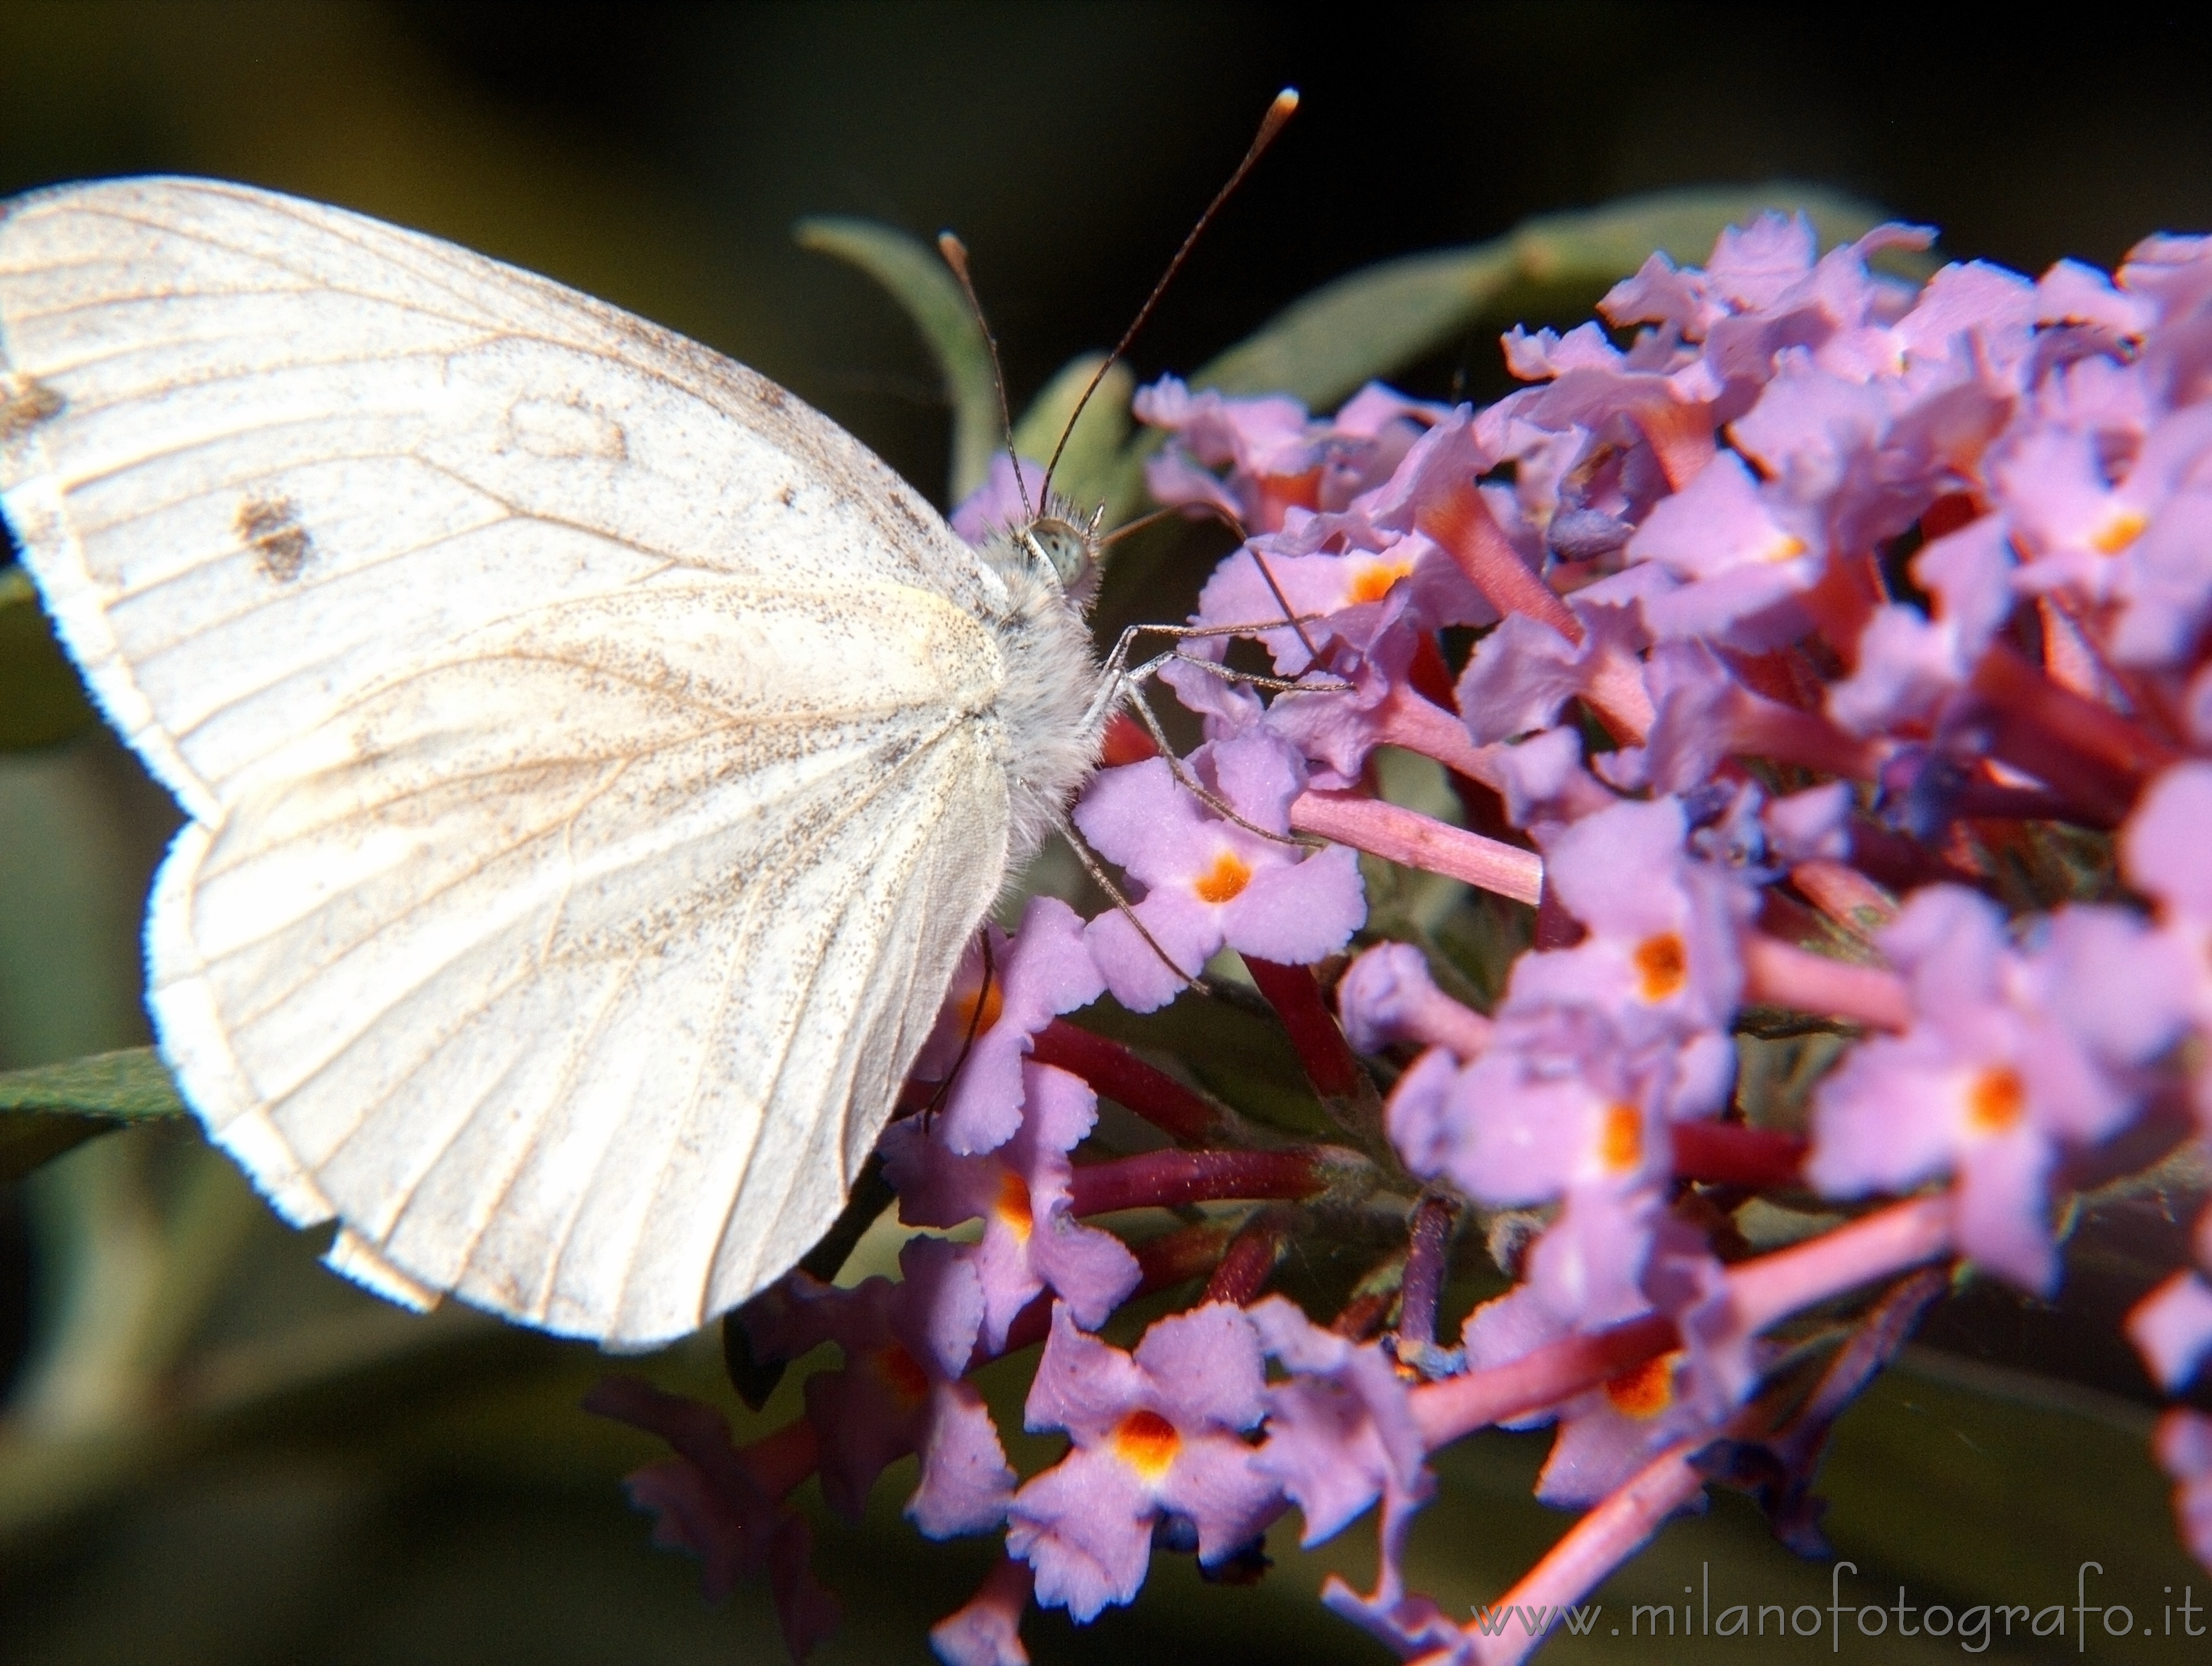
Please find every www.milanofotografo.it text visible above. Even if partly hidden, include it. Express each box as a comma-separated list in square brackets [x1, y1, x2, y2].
[1469, 1562, 2210, 1652]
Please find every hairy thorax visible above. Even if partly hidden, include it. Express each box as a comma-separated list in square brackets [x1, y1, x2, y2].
[971, 515, 1110, 872]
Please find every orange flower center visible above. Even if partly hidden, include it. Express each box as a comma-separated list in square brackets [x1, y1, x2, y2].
[1194, 850, 1253, 905]
[956, 976, 1005, 1040]
[1112, 1408, 1181, 1480]
[994, 1170, 1033, 1240]
[1633, 931, 1688, 1001]
[1598, 1103, 1644, 1173]
[1604, 1351, 1680, 1420]
[1964, 1066, 2026, 1134]
[874, 1343, 930, 1408]
[2091, 507, 2148, 555]
[1346, 559, 1413, 605]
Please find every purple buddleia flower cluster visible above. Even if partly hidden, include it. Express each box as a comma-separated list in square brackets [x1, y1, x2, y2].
[594, 214, 2212, 1666]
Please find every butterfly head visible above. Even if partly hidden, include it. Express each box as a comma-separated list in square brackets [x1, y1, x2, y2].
[1017, 499, 1106, 608]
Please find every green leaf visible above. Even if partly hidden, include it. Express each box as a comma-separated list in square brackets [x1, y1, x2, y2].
[0, 1047, 189, 1180]
[793, 216, 999, 505]
[0, 565, 97, 750]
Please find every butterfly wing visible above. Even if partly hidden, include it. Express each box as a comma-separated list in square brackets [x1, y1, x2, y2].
[0, 177, 1014, 1344]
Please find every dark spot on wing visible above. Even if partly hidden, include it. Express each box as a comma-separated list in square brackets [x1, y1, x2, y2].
[0, 375, 63, 441]
[236, 494, 314, 583]
[778, 484, 796, 508]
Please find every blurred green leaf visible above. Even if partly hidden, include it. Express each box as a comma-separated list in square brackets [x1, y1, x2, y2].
[795, 216, 998, 505]
[0, 566, 97, 750]
[0, 1047, 186, 1179]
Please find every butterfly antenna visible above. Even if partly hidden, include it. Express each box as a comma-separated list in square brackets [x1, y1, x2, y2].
[1041, 86, 1299, 500]
[938, 231, 1034, 523]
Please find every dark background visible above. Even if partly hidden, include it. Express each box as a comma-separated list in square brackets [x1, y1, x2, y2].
[4, 6, 2212, 1663]
[7, 5, 2211, 516]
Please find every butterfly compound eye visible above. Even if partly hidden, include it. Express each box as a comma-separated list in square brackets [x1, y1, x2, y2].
[1028, 518, 1094, 590]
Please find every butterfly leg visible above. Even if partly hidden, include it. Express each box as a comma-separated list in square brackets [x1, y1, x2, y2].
[1047, 806, 1212, 997]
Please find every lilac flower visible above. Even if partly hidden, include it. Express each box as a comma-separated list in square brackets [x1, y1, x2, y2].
[911, 896, 1106, 1155]
[1335, 941, 1491, 1059]
[1134, 377, 1446, 532]
[1509, 795, 1753, 1047]
[1626, 449, 1825, 647]
[929, 1558, 1033, 1666]
[588, 203, 2212, 1659]
[1826, 514, 2015, 735]
[1762, 780, 1852, 865]
[2129, 1271, 2212, 1392]
[1076, 731, 1365, 1011]
[1453, 592, 1650, 746]
[2158, 1411, 2212, 1572]
[1392, 1003, 1682, 1209]
[1491, 725, 1612, 831]
[1186, 528, 1491, 682]
[1238, 1299, 1462, 1661]
[1249, 1296, 1430, 1543]
[1457, 1197, 1746, 1507]
[1999, 404, 2212, 666]
[2123, 762, 2212, 1028]
[882, 1060, 1140, 1352]
[743, 1237, 1015, 1538]
[1006, 1303, 1279, 1620]
[1807, 887, 2186, 1291]
[582, 1377, 839, 1659]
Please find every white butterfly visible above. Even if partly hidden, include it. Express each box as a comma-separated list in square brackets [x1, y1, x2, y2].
[0, 176, 1108, 1348]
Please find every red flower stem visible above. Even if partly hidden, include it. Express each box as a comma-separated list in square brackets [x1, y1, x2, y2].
[1412, 1196, 1953, 1455]
[1405, 633, 1460, 709]
[1068, 1147, 1331, 1217]
[1969, 640, 2177, 817]
[994, 1222, 1234, 1358]
[1671, 1120, 1805, 1188]
[1334, 1284, 1399, 1341]
[1725, 1194, 1955, 1335]
[1952, 777, 2083, 821]
[1799, 547, 1880, 666]
[742, 1415, 822, 1502]
[1534, 878, 1586, 949]
[1726, 691, 1884, 779]
[1740, 933, 1911, 1030]
[1372, 683, 1511, 790]
[1453, 1444, 1711, 1666]
[1418, 482, 1585, 643]
[1789, 858, 1896, 946]
[1411, 1313, 1678, 1449]
[1099, 709, 1159, 767]
[1376, 979, 1494, 1061]
[1031, 1019, 1217, 1144]
[1242, 955, 1367, 1101]
[1627, 397, 1716, 492]
[1583, 641, 1657, 744]
[1397, 1195, 1456, 1348]
[1290, 790, 1545, 906]
[1202, 1210, 1291, 1304]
